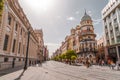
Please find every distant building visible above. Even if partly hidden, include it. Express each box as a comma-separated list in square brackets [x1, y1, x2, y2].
[43, 46, 49, 61]
[97, 35, 108, 61]
[34, 29, 44, 62]
[102, 0, 120, 62]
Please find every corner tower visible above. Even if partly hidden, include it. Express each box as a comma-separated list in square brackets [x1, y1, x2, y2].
[79, 11, 97, 61]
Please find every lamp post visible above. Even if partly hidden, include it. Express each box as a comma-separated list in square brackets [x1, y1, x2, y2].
[24, 30, 30, 70]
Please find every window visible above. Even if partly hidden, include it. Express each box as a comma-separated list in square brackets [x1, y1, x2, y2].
[23, 45, 25, 55]
[12, 39, 16, 53]
[109, 22, 111, 26]
[15, 23, 18, 31]
[21, 28, 22, 35]
[19, 58, 21, 61]
[114, 18, 117, 23]
[87, 27, 90, 31]
[8, 15, 12, 25]
[3, 35, 9, 51]
[117, 36, 120, 43]
[88, 36, 91, 39]
[4, 57, 8, 62]
[18, 43, 21, 53]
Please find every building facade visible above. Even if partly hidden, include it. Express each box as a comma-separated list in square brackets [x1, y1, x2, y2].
[0, 0, 45, 70]
[97, 35, 108, 61]
[79, 12, 97, 61]
[34, 29, 44, 62]
[102, 0, 120, 62]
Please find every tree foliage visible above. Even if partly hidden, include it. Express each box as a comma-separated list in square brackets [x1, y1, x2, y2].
[0, 0, 4, 12]
[66, 50, 77, 60]
[71, 56, 77, 61]
[52, 50, 77, 62]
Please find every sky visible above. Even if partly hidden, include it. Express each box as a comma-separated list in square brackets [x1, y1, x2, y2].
[19, 0, 108, 57]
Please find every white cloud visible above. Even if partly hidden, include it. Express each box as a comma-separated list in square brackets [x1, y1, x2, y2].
[75, 11, 80, 14]
[88, 10, 92, 16]
[66, 17, 75, 21]
[93, 18, 102, 25]
[57, 16, 61, 19]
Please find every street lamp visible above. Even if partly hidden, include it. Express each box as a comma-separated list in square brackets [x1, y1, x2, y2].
[24, 30, 30, 70]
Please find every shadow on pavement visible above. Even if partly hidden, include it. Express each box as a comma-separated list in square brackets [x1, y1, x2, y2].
[14, 70, 25, 80]
[0, 66, 24, 77]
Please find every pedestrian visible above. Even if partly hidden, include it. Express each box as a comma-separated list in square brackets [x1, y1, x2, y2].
[101, 60, 105, 66]
[107, 59, 111, 67]
[110, 60, 115, 70]
[116, 59, 120, 70]
[86, 59, 90, 68]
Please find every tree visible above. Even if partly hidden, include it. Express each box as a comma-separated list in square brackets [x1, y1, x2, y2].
[0, 0, 4, 25]
[71, 55, 77, 64]
[65, 50, 77, 64]
[61, 53, 66, 59]
[71, 56, 77, 61]
[0, 0, 4, 15]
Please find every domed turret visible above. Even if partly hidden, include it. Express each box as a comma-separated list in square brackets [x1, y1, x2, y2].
[81, 11, 91, 21]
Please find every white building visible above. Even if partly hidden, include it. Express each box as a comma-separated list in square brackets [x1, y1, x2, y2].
[102, 0, 120, 62]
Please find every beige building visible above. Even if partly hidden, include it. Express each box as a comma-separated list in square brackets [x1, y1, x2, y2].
[34, 29, 44, 62]
[102, 0, 120, 62]
[0, 0, 45, 70]
[79, 12, 97, 61]
[97, 35, 108, 61]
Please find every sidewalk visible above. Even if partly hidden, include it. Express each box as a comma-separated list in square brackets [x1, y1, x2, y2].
[0, 61, 120, 80]
[0, 66, 24, 77]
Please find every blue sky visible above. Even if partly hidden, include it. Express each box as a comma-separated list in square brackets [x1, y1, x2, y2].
[19, 0, 108, 56]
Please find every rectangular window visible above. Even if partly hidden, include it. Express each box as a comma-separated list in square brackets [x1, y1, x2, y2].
[21, 28, 22, 35]
[114, 18, 117, 23]
[8, 15, 12, 25]
[4, 57, 8, 62]
[12, 39, 16, 53]
[3, 35, 9, 51]
[117, 36, 120, 43]
[18, 43, 21, 54]
[15, 23, 18, 31]
[23, 45, 25, 55]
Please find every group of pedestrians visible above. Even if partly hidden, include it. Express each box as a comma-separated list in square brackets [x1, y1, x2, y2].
[79, 57, 120, 70]
[98, 58, 120, 70]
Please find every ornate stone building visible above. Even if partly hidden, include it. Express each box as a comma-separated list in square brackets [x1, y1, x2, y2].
[79, 12, 97, 60]
[0, 0, 46, 70]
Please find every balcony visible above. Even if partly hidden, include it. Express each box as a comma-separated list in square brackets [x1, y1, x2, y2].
[113, 15, 117, 19]
[116, 31, 120, 36]
[106, 36, 109, 40]
[109, 26, 113, 31]
[117, 37, 120, 43]
[114, 23, 118, 28]
[104, 22, 107, 26]
[105, 29, 108, 33]
[111, 34, 114, 39]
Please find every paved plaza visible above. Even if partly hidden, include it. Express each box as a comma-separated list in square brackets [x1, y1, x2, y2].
[0, 61, 120, 80]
